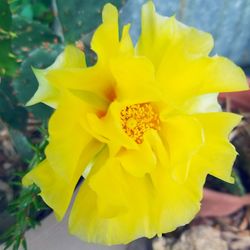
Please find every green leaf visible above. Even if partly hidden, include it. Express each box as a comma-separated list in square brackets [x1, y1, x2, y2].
[0, 40, 17, 76]
[0, 78, 28, 130]
[0, 0, 12, 30]
[9, 128, 33, 160]
[20, 3, 33, 21]
[21, 238, 27, 250]
[12, 16, 60, 60]
[32, 1, 53, 24]
[9, 0, 53, 24]
[0, 0, 17, 76]
[2, 145, 49, 249]
[13, 236, 21, 250]
[56, 0, 127, 42]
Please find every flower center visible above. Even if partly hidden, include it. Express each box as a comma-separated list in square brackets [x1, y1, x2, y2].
[120, 103, 160, 144]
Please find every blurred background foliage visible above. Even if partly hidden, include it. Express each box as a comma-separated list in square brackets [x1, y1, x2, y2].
[122, 0, 250, 67]
[0, 0, 250, 249]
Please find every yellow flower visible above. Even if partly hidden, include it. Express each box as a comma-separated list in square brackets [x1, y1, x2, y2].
[23, 2, 248, 245]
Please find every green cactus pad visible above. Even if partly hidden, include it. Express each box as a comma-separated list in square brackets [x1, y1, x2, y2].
[56, 0, 127, 42]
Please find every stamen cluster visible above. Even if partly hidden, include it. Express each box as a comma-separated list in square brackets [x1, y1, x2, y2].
[120, 103, 160, 144]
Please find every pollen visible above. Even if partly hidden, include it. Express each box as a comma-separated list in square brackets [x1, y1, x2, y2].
[120, 103, 160, 144]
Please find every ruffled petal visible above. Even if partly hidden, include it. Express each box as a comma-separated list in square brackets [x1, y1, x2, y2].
[118, 138, 157, 177]
[137, 2, 213, 68]
[89, 159, 129, 218]
[69, 152, 154, 244]
[69, 146, 203, 244]
[45, 92, 100, 181]
[118, 129, 169, 177]
[156, 53, 248, 107]
[23, 136, 102, 220]
[91, 3, 119, 64]
[86, 101, 138, 155]
[144, 130, 169, 167]
[149, 163, 205, 235]
[110, 56, 162, 104]
[191, 112, 242, 182]
[23, 160, 72, 220]
[23, 160, 77, 220]
[26, 67, 60, 108]
[91, 4, 133, 65]
[45, 5, 134, 107]
[180, 93, 221, 114]
[160, 115, 204, 182]
[198, 56, 248, 93]
[137, 3, 248, 106]
[69, 183, 142, 245]
[27, 45, 86, 108]
[46, 65, 114, 103]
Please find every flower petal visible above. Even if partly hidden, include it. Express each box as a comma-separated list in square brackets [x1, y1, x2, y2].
[89, 158, 129, 218]
[191, 112, 242, 182]
[137, 2, 213, 68]
[91, 4, 133, 65]
[69, 148, 203, 244]
[69, 154, 154, 244]
[22, 158, 78, 221]
[149, 163, 205, 235]
[91, 3, 119, 64]
[118, 138, 157, 177]
[86, 101, 138, 155]
[137, 3, 248, 106]
[23, 160, 72, 220]
[110, 56, 162, 104]
[23, 136, 102, 220]
[27, 45, 86, 108]
[198, 56, 248, 93]
[69, 183, 140, 245]
[180, 93, 221, 114]
[46, 7, 133, 106]
[46, 65, 114, 103]
[160, 115, 204, 182]
[156, 54, 248, 106]
[26, 68, 60, 108]
[45, 92, 99, 181]
[118, 129, 169, 177]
